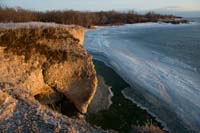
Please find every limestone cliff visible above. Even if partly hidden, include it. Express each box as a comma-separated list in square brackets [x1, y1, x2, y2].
[0, 22, 100, 132]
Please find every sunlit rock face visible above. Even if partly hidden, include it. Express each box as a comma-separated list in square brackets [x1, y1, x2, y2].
[0, 22, 97, 117]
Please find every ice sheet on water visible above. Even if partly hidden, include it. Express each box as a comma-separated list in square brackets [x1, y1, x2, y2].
[84, 23, 200, 132]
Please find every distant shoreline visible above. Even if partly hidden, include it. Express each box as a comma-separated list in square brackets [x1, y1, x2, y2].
[88, 18, 189, 29]
[0, 6, 189, 28]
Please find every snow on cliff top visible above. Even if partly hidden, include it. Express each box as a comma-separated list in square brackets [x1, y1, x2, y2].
[0, 22, 82, 29]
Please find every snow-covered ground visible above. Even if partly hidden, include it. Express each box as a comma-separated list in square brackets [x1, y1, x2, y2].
[84, 22, 200, 132]
[0, 22, 79, 29]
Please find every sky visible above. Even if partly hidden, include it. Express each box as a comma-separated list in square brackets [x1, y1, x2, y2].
[1, 0, 200, 17]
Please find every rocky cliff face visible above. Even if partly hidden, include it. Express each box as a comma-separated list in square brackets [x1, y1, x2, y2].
[0, 22, 100, 132]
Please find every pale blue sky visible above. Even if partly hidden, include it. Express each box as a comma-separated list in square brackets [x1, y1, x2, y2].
[1, 0, 200, 12]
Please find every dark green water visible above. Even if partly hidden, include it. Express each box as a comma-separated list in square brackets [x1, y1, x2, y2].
[86, 60, 163, 133]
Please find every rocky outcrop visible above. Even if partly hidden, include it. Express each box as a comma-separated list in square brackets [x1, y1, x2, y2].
[0, 22, 98, 118]
[0, 22, 101, 132]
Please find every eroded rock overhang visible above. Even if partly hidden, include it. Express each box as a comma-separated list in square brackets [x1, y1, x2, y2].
[0, 22, 98, 114]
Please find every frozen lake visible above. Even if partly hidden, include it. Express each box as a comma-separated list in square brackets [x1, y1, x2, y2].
[84, 21, 200, 132]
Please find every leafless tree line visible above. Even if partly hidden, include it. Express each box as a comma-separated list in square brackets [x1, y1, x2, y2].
[0, 6, 176, 27]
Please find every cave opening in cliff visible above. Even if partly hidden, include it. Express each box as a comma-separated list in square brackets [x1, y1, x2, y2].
[34, 92, 80, 117]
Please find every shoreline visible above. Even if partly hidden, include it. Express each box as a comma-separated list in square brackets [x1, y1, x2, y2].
[88, 75, 114, 114]
[121, 88, 169, 132]
[87, 21, 192, 31]
[86, 59, 166, 133]
[94, 57, 169, 131]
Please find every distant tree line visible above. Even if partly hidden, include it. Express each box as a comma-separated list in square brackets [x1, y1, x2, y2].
[0, 6, 177, 27]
